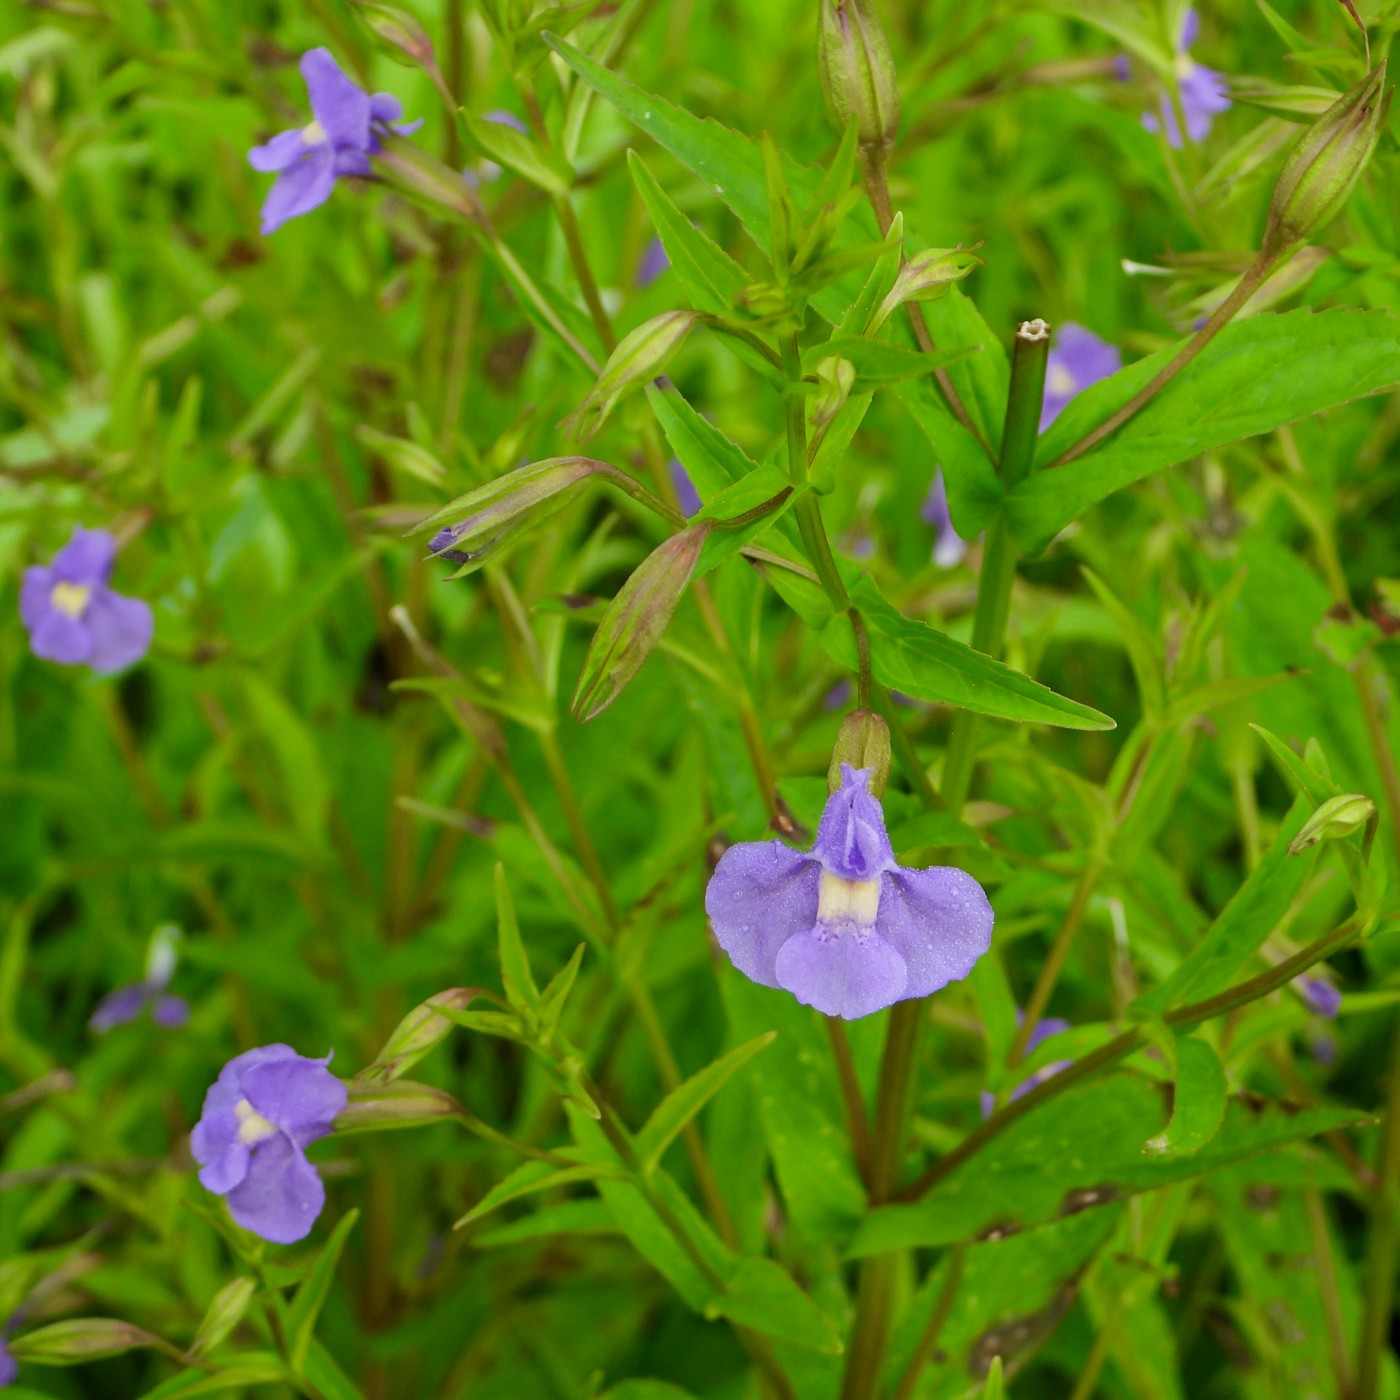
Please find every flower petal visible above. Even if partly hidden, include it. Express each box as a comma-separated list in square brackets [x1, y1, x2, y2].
[1179, 8, 1200, 49]
[89, 982, 152, 1032]
[20, 567, 55, 631]
[369, 92, 403, 123]
[259, 146, 337, 234]
[226, 1134, 326, 1244]
[705, 841, 819, 987]
[242, 1051, 347, 1147]
[29, 608, 91, 665]
[201, 1044, 299, 1122]
[192, 1110, 251, 1194]
[812, 765, 896, 881]
[333, 148, 373, 178]
[875, 866, 993, 998]
[301, 47, 370, 151]
[83, 589, 153, 673]
[153, 995, 190, 1028]
[248, 128, 310, 173]
[51, 527, 116, 584]
[774, 923, 908, 1020]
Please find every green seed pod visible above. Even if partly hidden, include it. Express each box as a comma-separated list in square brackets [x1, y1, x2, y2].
[1264, 62, 1390, 254]
[1288, 793, 1377, 855]
[816, 0, 901, 150]
[828, 709, 891, 798]
[353, 1, 435, 67]
[357, 988, 482, 1086]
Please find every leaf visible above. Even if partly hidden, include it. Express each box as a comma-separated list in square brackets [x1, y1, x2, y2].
[848, 1071, 1365, 1255]
[495, 863, 541, 1015]
[285, 1209, 359, 1370]
[800, 335, 967, 386]
[1012, 309, 1400, 553]
[706, 1256, 842, 1353]
[457, 1160, 619, 1227]
[802, 571, 1115, 730]
[645, 383, 759, 501]
[1252, 724, 1341, 804]
[723, 976, 866, 1242]
[628, 151, 748, 316]
[138, 1356, 290, 1398]
[1144, 1034, 1228, 1156]
[300, 1338, 368, 1400]
[1136, 794, 1310, 1013]
[474, 1199, 619, 1247]
[1082, 568, 1164, 720]
[459, 110, 573, 196]
[635, 1032, 775, 1171]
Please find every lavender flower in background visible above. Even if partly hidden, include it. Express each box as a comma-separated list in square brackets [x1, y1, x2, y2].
[463, 110, 527, 186]
[636, 237, 670, 287]
[980, 1015, 1072, 1118]
[1296, 974, 1341, 1019]
[20, 527, 153, 673]
[920, 468, 968, 568]
[248, 49, 422, 235]
[706, 764, 993, 1019]
[1040, 323, 1122, 430]
[670, 458, 702, 517]
[90, 925, 188, 1033]
[1141, 10, 1231, 148]
[191, 1044, 347, 1244]
[0, 1335, 13, 1388]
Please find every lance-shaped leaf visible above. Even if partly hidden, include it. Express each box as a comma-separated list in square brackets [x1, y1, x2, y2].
[408, 457, 602, 574]
[572, 522, 713, 720]
[1143, 1032, 1228, 1157]
[458, 109, 573, 196]
[356, 988, 480, 1086]
[495, 864, 540, 1016]
[285, 1210, 359, 1369]
[563, 311, 704, 440]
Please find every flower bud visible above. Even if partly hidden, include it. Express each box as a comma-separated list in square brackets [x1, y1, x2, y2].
[828, 709, 891, 798]
[563, 311, 703, 440]
[869, 246, 982, 333]
[9, 1319, 167, 1365]
[1264, 62, 1390, 254]
[812, 355, 856, 427]
[183, 1278, 256, 1364]
[410, 458, 601, 575]
[357, 988, 481, 1086]
[334, 1080, 464, 1134]
[1288, 792, 1377, 854]
[375, 139, 485, 224]
[572, 522, 714, 721]
[816, 0, 901, 150]
[353, 1, 435, 67]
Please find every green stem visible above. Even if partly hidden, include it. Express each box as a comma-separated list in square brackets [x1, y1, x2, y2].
[890, 1245, 966, 1400]
[827, 1016, 872, 1185]
[1049, 250, 1283, 467]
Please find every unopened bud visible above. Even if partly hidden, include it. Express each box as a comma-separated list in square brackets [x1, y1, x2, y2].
[816, 0, 900, 150]
[358, 988, 481, 1086]
[353, 1, 434, 66]
[1265, 62, 1390, 253]
[9, 1319, 167, 1365]
[869, 246, 982, 333]
[828, 709, 891, 798]
[184, 1278, 256, 1364]
[564, 311, 703, 440]
[1288, 793, 1377, 854]
[572, 522, 713, 721]
[375, 139, 484, 224]
[334, 1080, 464, 1134]
[812, 356, 856, 426]
[410, 458, 601, 574]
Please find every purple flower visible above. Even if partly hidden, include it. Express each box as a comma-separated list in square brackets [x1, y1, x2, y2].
[920, 469, 968, 568]
[20, 527, 152, 673]
[191, 1045, 347, 1244]
[980, 1015, 1072, 1118]
[1040, 324, 1122, 430]
[1296, 974, 1341, 1019]
[705, 765, 993, 1019]
[636, 237, 670, 288]
[1141, 11, 1231, 148]
[91, 926, 188, 1033]
[670, 459, 702, 518]
[0, 1337, 14, 1388]
[248, 49, 421, 235]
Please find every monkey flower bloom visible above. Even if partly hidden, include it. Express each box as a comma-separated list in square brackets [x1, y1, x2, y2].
[980, 1015, 1072, 1118]
[249, 49, 421, 234]
[90, 926, 188, 1033]
[20, 527, 152, 673]
[705, 765, 993, 1019]
[191, 1045, 347, 1244]
[1142, 11, 1231, 149]
[1040, 324, 1122, 430]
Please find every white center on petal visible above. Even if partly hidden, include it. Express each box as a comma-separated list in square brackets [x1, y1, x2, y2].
[50, 581, 92, 619]
[235, 1099, 279, 1146]
[817, 871, 881, 928]
[301, 119, 328, 145]
[1174, 53, 1196, 81]
[1046, 364, 1077, 399]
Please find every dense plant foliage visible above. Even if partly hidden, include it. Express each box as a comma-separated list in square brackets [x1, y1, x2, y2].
[2, 0, 1400, 1396]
